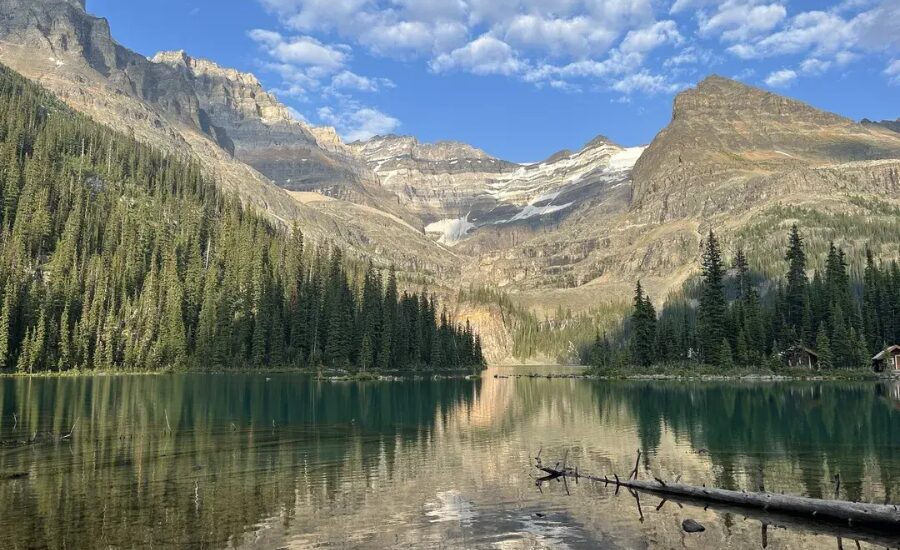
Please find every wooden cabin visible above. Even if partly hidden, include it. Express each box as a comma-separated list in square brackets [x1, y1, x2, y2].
[872, 345, 900, 373]
[782, 345, 819, 369]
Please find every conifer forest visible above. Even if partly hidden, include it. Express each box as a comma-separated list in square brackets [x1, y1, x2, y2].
[0, 65, 484, 373]
[592, 225, 900, 370]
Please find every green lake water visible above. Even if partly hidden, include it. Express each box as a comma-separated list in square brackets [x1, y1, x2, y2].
[1, 367, 899, 549]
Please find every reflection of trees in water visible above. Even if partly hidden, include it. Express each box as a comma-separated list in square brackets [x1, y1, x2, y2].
[0, 375, 479, 548]
[592, 382, 900, 502]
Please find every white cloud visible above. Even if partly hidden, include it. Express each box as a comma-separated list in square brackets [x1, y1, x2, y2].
[699, 2, 787, 42]
[670, 0, 719, 13]
[249, 30, 349, 74]
[726, 1, 900, 63]
[799, 58, 831, 75]
[886, 59, 900, 84]
[252, 0, 899, 102]
[329, 71, 394, 93]
[663, 46, 717, 67]
[764, 68, 797, 87]
[361, 20, 469, 57]
[611, 71, 681, 94]
[431, 35, 525, 76]
[619, 20, 682, 54]
[318, 105, 401, 142]
[503, 14, 617, 58]
[254, 0, 683, 90]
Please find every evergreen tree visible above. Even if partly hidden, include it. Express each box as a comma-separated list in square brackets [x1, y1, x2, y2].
[629, 281, 656, 367]
[815, 324, 833, 370]
[784, 224, 808, 341]
[698, 231, 727, 365]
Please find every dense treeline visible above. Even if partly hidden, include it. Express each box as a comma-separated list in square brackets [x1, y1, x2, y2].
[0, 64, 484, 373]
[591, 225, 900, 369]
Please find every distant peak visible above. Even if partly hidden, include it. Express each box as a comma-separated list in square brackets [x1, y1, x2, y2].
[584, 134, 619, 150]
[673, 73, 849, 126]
[152, 50, 191, 67]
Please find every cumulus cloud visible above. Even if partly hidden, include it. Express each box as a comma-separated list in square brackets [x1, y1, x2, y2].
[329, 71, 394, 93]
[725, 1, 899, 64]
[663, 46, 718, 67]
[611, 71, 682, 94]
[254, 0, 687, 94]
[431, 35, 525, 76]
[503, 14, 617, 58]
[251, 0, 898, 103]
[318, 105, 401, 142]
[249, 30, 349, 75]
[699, 1, 787, 42]
[619, 20, 682, 54]
[799, 58, 831, 75]
[764, 68, 797, 87]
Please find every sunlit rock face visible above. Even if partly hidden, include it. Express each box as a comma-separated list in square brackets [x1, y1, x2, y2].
[151, 51, 416, 224]
[350, 135, 643, 245]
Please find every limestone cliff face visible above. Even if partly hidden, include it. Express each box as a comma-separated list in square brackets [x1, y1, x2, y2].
[151, 51, 417, 225]
[349, 135, 517, 224]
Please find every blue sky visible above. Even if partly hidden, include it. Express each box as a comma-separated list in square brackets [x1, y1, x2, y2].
[88, 0, 899, 163]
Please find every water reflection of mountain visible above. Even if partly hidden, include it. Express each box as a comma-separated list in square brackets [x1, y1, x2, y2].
[594, 381, 900, 502]
[2, 375, 899, 548]
[0, 375, 481, 548]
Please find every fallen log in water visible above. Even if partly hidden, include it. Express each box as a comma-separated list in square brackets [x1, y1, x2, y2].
[534, 451, 900, 534]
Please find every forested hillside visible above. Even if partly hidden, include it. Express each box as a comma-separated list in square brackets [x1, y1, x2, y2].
[0, 64, 484, 373]
[592, 226, 900, 370]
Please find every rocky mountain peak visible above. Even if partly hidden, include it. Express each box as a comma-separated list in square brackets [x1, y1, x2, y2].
[309, 126, 347, 152]
[631, 74, 900, 217]
[673, 75, 849, 126]
[152, 50, 296, 126]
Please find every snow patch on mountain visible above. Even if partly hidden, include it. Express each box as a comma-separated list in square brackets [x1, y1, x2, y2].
[426, 214, 476, 245]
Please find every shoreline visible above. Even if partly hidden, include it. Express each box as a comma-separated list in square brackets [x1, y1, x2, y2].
[0, 367, 484, 381]
[2, 365, 894, 383]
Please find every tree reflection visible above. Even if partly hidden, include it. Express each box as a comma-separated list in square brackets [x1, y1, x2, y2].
[589, 381, 900, 502]
[0, 374, 479, 548]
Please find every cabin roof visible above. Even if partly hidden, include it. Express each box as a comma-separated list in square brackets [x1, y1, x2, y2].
[873, 345, 900, 361]
[785, 345, 818, 358]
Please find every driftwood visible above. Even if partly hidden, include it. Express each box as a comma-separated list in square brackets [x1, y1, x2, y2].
[534, 449, 900, 545]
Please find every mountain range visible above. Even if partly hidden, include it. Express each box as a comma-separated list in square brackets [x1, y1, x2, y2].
[2, 0, 899, 363]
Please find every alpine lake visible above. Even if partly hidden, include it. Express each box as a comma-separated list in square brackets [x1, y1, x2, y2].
[1, 367, 899, 549]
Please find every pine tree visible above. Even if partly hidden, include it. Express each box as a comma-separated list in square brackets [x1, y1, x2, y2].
[830, 304, 852, 368]
[379, 267, 398, 370]
[698, 231, 727, 365]
[629, 281, 657, 367]
[815, 324, 833, 370]
[784, 224, 808, 341]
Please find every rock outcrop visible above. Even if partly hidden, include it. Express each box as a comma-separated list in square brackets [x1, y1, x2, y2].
[151, 51, 419, 225]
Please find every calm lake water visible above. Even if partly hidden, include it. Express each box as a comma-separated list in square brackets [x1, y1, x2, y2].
[1, 367, 899, 549]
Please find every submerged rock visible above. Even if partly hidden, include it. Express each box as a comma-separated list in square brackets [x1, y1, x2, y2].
[682, 519, 706, 533]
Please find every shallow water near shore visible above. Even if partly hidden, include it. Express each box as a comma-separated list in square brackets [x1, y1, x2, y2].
[1, 367, 899, 548]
